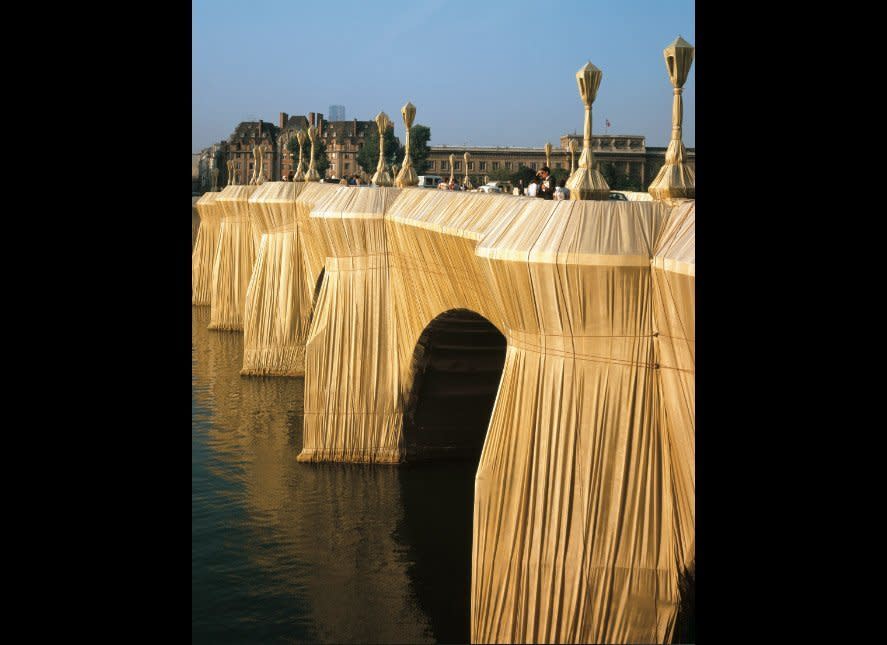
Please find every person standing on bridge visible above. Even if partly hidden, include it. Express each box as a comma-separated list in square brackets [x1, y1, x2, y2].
[537, 166, 556, 199]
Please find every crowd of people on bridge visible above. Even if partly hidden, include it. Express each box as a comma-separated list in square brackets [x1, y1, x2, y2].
[436, 178, 467, 191]
[512, 167, 570, 200]
[279, 165, 570, 199]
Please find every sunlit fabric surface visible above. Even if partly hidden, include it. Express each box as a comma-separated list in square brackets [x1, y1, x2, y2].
[240, 181, 339, 376]
[299, 186, 404, 463]
[242, 181, 311, 376]
[193, 191, 222, 305]
[192, 195, 201, 250]
[210, 185, 259, 330]
[293, 188, 694, 643]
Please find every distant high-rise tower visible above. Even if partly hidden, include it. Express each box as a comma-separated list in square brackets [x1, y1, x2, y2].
[329, 105, 345, 121]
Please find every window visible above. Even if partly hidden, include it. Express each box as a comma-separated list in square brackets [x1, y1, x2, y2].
[479, 161, 486, 171]
[441, 161, 448, 170]
[467, 162, 473, 170]
[530, 162, 537, 170]
[492, 162, 499, 170]
[345, 163, 349, 170]
[454, 161, 461, 170]
[505, 162, 511, 170]
[555, 162, 562, 169]
[428, 161, 435, 170]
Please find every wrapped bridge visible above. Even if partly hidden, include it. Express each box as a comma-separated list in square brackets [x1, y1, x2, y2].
[192, 184, 695, 643]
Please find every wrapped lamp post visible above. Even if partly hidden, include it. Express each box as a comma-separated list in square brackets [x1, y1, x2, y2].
[371, 111, 393, 186]
[304, 126, 320, 182]
[647, 36, 695, 200]
[227, 159, 236, 186]
[566, 61, 610, 200]
[544, 142, 552, 169]
[250, 145, 264, 185]
[293, 129, 306, 181]
[463, 151, 472, 189]
[570, 139, 578, 174]
[448, 153, 455, 184]
[395, 101, 418, 187]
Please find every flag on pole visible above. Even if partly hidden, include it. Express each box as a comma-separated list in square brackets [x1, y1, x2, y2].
[605, 119, 611, 128]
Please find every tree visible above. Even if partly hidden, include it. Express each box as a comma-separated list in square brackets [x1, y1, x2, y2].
[357, 127, 400, 174]
[288, 135, 330, 177]
[487, 167, 512, 181]
[511, 165, 537, 187]
[599, 162, 640, 191]
[397, 124, 432, 174]
[551, 167, 570, 184]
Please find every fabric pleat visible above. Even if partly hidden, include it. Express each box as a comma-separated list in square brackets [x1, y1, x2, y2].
[209, 185, 259, 330]
[241, 182, 317, 375]
[192, 191, 222, 305]
[192, 196, 201, 250]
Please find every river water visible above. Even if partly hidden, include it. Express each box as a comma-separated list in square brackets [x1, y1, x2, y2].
[192, 307, 477, 644]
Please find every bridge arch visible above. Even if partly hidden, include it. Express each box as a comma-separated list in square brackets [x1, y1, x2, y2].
[402, 308, 507, 462]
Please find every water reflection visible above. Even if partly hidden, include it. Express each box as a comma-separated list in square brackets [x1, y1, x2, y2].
[193, 307, 475, 644]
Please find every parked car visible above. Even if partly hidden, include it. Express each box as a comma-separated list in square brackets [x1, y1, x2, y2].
[608, 192, 628, 201]
[417, 174, 444, 188]
[479, 180, 513, 194]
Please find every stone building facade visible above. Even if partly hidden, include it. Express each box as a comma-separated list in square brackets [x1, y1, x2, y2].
[321, 118, 374, 179]
[196, 117, 694, 191]
[196, 111, 374, 189]
[425, 135, 694, 188]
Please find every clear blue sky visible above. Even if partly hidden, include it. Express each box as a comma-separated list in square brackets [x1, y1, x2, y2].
[192, 0, 694, 152]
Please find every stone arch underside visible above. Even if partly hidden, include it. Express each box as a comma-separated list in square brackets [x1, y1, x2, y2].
[402, 308, 506, 462]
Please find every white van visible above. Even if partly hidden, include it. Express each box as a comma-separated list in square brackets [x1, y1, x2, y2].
[417, 175, 444, 188]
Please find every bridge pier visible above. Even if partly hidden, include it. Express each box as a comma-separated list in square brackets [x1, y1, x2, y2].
[209, 185, 259, 331]
[467, 199, 693, 643]
[297, 187, 405, 463]
[192, 191, 222, 305]
[241, 182, 340, 376]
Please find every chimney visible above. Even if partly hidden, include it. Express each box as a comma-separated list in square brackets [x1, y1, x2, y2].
[353, 118, 357, 137]
[279, 112, 288, 129]
[317, 113, 324, 136]
[308, 112, 315, 127]
[258, 119, 263, 137]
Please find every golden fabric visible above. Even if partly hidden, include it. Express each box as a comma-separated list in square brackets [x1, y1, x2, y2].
[652, 200, 694, 578]
[209, 185, 259, 330]
[192, 195, 201, 250]
[192, 191, 222, 305]
[293, 188, 694, 643]
[240, 181, 338, 376]
[298, 187, 404, 462]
